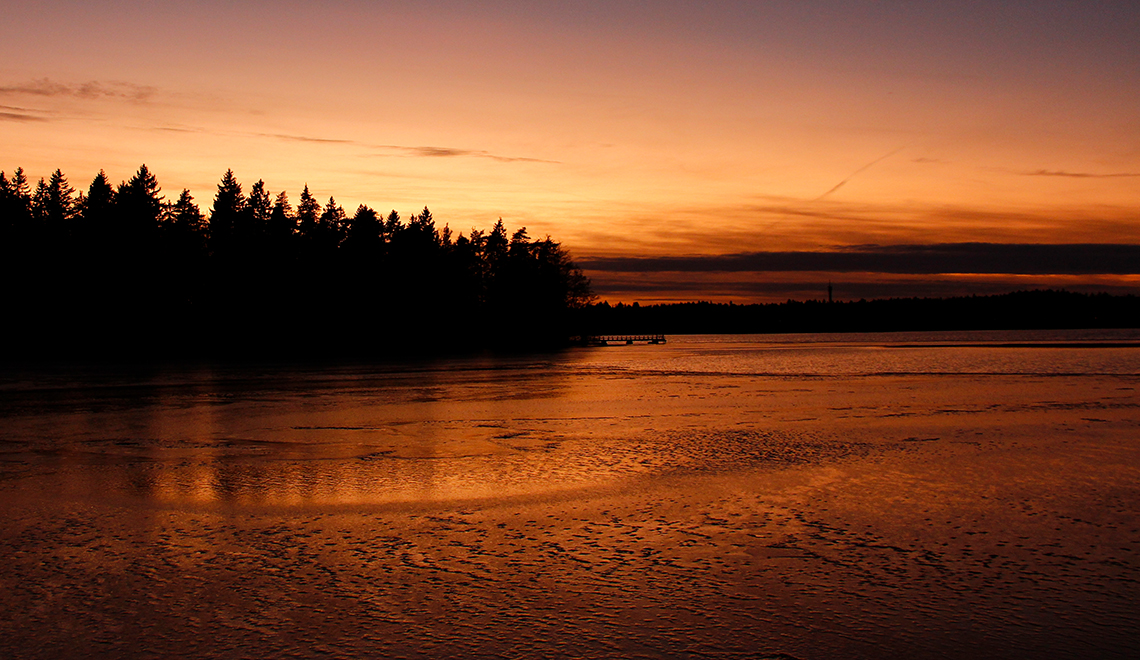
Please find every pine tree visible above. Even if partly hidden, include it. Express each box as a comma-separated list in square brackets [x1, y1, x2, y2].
[382, 210, 402, 240]
[11, 167, 31, 205]
[509, 226, 530, 258]
[344, 204, 380, 253]
[0, 171, 13, 235]
[485, 219, 508, 266]
[46, 169, 77, 240]
[115, 164, 164, 250]
[80, 170, 116, 245]
[246, 179, 271, 233]
[296, 185, 320, 242]
[169, 189, 206, 236]
[2, 166, 34, 238]
[164, 188, 208, 265]
[318, 196, 347, 249]
[30, 178, 51, 228]
[268, 190, 295, 240]
[407, 206, 438, 242]
[119, 165, 163, 219]
[209, 169, 244, 256]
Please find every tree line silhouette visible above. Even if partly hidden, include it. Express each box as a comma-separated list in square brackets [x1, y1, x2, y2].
[1, 165, 594, 359]
[581, 290, 1140, 335]
[5, 165, 1134, 362]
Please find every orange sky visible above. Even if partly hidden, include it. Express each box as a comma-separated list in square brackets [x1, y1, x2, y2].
[3, 1, 1139, 302]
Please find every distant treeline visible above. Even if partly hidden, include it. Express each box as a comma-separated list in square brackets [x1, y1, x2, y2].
[581, 290, 1140, 335]
[0, 165, 594, 359]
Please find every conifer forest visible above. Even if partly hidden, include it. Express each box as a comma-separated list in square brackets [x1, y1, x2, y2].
[0, 165, 595, 359]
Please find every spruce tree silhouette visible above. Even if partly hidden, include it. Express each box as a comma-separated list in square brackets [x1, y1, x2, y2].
[0, 169, 35, 330]
[296, 185, 320, 245]
[45, 169, 77, 241]
[268, 190, 294, 242]
[116, 164, 163, 244]
[382, 209, 401, 242]
[344, 204, 382, 257]
[30, 177, 51, 229]
[317, 197, 347, 251]
[245, 180, 271, 240]
[165, 189, 208, 300]
[2, 163, 600, 360]
[209, 169, 245, 262]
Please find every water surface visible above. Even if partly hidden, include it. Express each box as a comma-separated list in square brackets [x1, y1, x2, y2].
[1, 330, 1138, 658]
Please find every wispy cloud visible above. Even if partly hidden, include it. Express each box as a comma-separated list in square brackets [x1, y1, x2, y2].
[376, 145, 558, 163]
[395, 146, 472, 157]
[565, 195, 1140, 259]
[0, 111, 47, 122]
[1024, 169, 1140, 179]
[263, 133, 354, 144]
[0, 78, 156, 102]
[254, 132, 557, 163]
[0, 103, 50, 122]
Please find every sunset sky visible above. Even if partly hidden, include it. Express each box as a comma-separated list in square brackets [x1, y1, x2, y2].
[3, 1, 1139, 302]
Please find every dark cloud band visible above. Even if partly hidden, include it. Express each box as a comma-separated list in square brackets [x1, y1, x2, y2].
[579, 243, 1140, 275]
[1025, 170, 1140, 179]
[0, 78, 155, 101]
[0, 111, 47, 122]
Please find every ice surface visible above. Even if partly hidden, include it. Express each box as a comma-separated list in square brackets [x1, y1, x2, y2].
[1, 331, 1138, 658]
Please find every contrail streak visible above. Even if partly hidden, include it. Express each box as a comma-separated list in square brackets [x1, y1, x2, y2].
[813, 146, 906, 201]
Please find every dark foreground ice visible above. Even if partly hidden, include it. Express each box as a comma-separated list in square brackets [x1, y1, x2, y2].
[1, 332, 1138, 658]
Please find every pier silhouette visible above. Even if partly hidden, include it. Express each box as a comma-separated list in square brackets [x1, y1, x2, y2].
[582, 334, 667, 346]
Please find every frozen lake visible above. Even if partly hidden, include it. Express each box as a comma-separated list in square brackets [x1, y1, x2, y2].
[1, 330, 1138, 658]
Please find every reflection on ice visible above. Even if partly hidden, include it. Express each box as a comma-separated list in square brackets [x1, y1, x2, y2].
[0, 328, 1138, 507]
[1, 330, 1139, 658]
